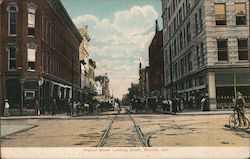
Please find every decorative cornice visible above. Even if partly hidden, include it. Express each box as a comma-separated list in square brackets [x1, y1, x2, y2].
[46, 0, 82, 43]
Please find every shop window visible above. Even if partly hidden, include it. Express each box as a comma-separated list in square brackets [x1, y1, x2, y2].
[7, 4, 18, 36]
[235, 3, 246, 25]
[238, 39, 248, 60]
[215, 73, 234, 85]
[27, 43, 37, 71]
[25, 91, 35, 98]
[217, 39, 228, 61]
[215, 3, 226, 25]
[7, 44, 17, 70]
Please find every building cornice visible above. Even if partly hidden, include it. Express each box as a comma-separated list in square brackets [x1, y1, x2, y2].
[46, 0, 82, 43]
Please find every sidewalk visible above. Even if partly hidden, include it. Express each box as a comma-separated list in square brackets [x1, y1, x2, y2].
[1, 113, 71, 120]
[172, 109, 250, 116]
[1, 124, 38, 138]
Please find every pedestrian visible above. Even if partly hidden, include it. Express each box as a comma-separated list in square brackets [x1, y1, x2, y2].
[168, 99, 172, 112]
[76, 101, 80, 116]
[66, 99, 71, 116]
[176, 97, 181, 112]
[180, 98, 184, 112]
[172, 97, 177, 113]
[235, 92, 246, 127]
[51, 99, 56, 116]
[34, 100, 40, 115]
[4, 99, 10, 117]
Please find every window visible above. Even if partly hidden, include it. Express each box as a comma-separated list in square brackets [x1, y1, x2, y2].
[196, 46, 200, 67]
[27, 43, 37, 71]
[235, 3, 246, 25]
[195, 13, 198, 35]
[7, 5, 18, 36]
[186, 22, 191, 42]
[199, 8, 203, 31]
[188, 52, 192, 71]
[46, 21, 48, 42]
[28, 8, 36, 36]
[7, 44, 17, 70]
[186, 0, 190, 13]
[179, 9, 182, 24]
[174, 39, 177, 56]
[42, 15, 45, 40]
[200, 42, 204, 65]
[25, 91, 35, 98]
[238, 39, 248, 60]
[179, 32, 183, 50]
[217, 39, 228, 61]
[215, 3, 226, 25]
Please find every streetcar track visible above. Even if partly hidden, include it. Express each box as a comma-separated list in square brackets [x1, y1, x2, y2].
[96, 109, 149, 147]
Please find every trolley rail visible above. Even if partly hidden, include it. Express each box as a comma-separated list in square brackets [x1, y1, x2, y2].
[97, 109, 149, 147]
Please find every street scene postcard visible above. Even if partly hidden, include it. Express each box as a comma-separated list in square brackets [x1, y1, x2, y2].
[0, 0, 250, 159]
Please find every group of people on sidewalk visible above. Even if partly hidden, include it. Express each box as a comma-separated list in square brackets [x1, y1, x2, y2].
[2, 98, 94, 117]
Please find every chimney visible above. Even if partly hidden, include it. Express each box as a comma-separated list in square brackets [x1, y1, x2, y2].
[155, 20, 159, 32]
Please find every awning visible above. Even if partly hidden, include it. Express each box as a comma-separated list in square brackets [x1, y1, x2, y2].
[51, 81, 71, 89]
[178, 84, 207, 93]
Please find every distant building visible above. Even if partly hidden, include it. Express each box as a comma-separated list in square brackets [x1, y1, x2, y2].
[95, 74, 110, 99]
[139, 63, 149, 98]
[148, 20, 164, 98]
[161, 0, 249, 110]
[0, 0, 82, 115]
[94, 81, 102, 95]
[78, 26, 90, 90]
[88, 59, 96, 95]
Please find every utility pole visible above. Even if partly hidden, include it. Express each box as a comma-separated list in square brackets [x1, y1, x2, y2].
[71, 50, 74, 116]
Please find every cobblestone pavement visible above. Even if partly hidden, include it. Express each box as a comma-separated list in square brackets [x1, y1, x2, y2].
[1, 113, 249, 147]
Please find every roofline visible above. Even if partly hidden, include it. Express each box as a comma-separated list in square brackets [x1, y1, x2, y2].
[46, 0, 82, 43]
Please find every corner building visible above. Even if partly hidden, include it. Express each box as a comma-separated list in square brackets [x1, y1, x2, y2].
[0, 0, 82, 115]
[161, 0, 249, 110]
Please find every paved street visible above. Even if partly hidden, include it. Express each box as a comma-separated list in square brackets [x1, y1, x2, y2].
[1, 110, 249, 147]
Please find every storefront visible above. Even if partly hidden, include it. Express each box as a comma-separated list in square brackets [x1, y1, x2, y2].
[215, 71, 250, 109]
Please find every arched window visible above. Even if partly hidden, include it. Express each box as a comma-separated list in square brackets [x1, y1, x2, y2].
[7, 4, 18, 36]
[27, 3, 37, 36]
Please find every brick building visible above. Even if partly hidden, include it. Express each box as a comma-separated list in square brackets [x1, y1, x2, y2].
[161, 0, 249, 110]
[0, 0, 82, 115]
[148, 20, 164, 97]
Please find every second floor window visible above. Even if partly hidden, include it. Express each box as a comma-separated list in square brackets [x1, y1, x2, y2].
[238, 39, 248, 60]
[7, 44, 17, 70]
[215, 3, 226, 25]
[28, 8, 36, 36]
[7, 5, 17, 36]
[217, 39, 228, 61]
[235, 3, 246, 25]
[27, 43, 37, 71]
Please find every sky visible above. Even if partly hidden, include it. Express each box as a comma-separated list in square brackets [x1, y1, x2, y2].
[61, 0, 162, 99]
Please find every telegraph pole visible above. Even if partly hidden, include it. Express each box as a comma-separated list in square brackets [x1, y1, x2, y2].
[71, 51, 74, 116]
